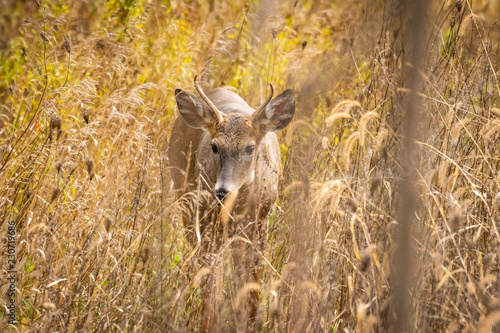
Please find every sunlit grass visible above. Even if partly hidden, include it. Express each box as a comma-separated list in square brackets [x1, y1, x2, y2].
[1, 0, 500, 331]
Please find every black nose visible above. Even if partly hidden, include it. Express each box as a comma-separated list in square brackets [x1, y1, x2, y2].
[216, 188, 228, 201]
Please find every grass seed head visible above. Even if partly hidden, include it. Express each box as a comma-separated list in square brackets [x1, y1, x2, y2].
[360, 250, 371, 272]
[104, 217, 112, 232]
[50, 114, 62, 131]
[63, 34, 71, 53]
[139, 247, 150, 264]
[450, 214, 462, 233]
[55, 161, 62, 173]
[346, 198, 358, 212]
[82, 109, 90, 124]
[40, 32, 49, 43]
[50, 187, 61, 202]
[270, 306, 282, 322]
[370, 177, 382, 196]
[85, 156, 93, 175]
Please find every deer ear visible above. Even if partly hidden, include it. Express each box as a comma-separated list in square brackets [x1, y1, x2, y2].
[253, 89, 295, 132]
[175, 89, 218, 129]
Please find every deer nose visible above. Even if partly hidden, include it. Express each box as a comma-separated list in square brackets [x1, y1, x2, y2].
[216, 188, 228, 201]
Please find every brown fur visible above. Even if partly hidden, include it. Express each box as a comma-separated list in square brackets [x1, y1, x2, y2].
[170, 85, 294, 332]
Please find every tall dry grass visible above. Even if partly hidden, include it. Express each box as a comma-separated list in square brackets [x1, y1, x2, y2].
[0, 0, 500, 331]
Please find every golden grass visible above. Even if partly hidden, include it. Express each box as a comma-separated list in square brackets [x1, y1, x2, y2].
[1, 0, 500, 331]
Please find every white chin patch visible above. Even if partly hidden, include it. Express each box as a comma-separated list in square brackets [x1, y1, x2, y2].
[215, 180, 237, 193]
[215, 171, 254, 194]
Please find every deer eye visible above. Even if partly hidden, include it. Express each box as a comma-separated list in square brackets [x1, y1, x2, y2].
[245, 145, 255, 155]
[211, 143, 219, 154]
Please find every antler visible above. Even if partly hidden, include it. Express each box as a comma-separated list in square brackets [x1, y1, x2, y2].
[194, 75, 224, 123]
[253, 83, 274, 119]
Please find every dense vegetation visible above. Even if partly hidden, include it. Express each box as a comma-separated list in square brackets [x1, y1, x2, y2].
[1, 0, 500, 331]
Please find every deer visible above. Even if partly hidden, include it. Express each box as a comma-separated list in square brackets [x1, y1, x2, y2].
[168, 76, 295, 332]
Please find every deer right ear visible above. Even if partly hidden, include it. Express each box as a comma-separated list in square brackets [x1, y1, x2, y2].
[252, 89, 295, 132]
[175, 89, 217, 129]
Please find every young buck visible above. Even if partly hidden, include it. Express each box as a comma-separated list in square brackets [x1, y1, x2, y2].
[168, 77, 295, 331]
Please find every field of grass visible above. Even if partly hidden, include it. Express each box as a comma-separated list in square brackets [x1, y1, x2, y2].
[1, 0, 500, 331]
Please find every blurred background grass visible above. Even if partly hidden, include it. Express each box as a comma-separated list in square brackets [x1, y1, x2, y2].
[1, 0, 500, 331]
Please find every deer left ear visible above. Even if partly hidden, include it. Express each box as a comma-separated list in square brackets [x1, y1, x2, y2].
[175, 89, 219, 129]
[253, 89, 295, 132]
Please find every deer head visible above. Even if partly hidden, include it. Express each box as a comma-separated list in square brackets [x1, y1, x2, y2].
[175, 77, 295, 200]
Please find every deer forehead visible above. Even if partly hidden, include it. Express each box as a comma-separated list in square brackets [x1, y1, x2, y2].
[211, 114, 259, 147]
